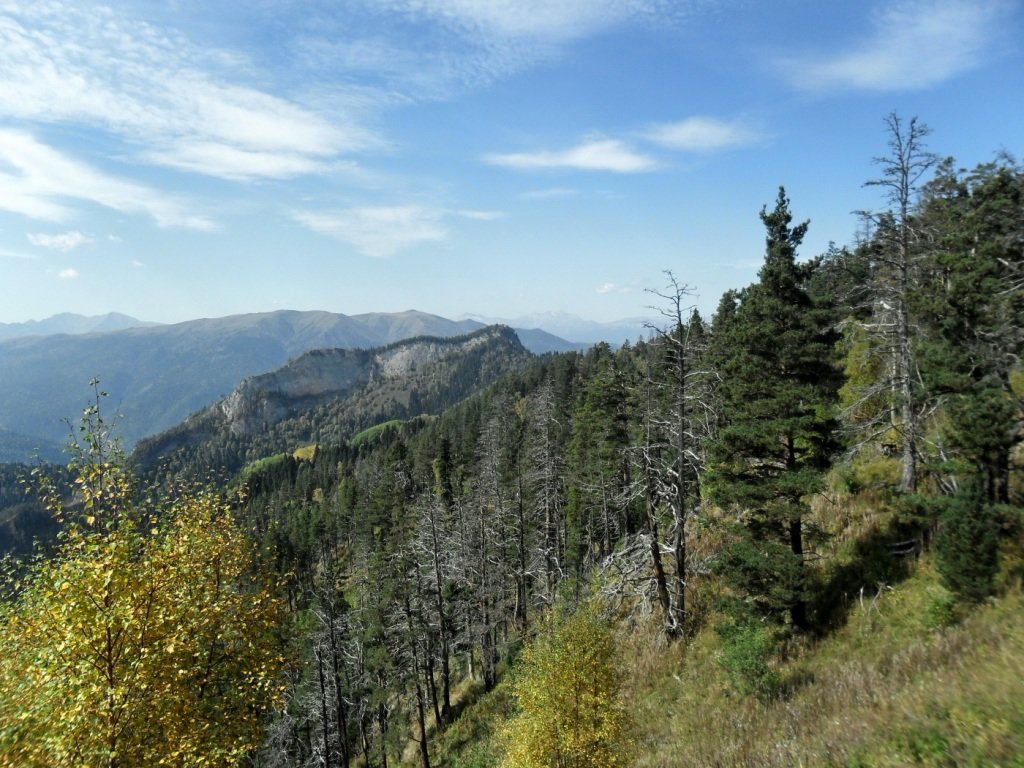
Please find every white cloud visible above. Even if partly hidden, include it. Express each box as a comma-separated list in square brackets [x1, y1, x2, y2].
[453, 209, 504, 221]
[322, 0, 683, 100]
[645, 116, 760, 152]
[295, 206, 447, 258]
[57, 267, 79, 279]
[0, 2, 376, 181]
[27, 230, 92, 252]
[521, 187, 578, 200]
[381, 0, 674, 41]
[0, 129, 214, 230]
[485, 138, 657, 173]
[596, 281, 633, 294]
[142, 141, 326, 183]
[294, 205, 501, 257]
[0, 247, 36, 259]
[777, 0, 1011, 92]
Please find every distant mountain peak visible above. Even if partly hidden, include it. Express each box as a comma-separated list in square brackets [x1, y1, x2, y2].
[0, 310, 566, 464]
[460, 311, 654, 345]
[0, 312, 157, 341]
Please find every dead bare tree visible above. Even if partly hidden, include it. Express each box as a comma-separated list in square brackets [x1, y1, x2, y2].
[638, 271, 716, 638]
[855, 113, 939, 492]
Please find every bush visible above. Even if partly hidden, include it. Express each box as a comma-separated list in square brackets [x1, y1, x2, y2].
[716, 617, 781, 700]
[923, 589, 958, 629]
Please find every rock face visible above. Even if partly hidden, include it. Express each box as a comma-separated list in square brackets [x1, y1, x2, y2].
[218, 331, 499, 435]
[218, 349, 369, 436]
[133, 325, 526, 468]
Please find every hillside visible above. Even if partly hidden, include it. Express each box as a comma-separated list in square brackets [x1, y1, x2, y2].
[131, 324, 532, 476]
[429, 551, 1024, 768]
[0, 427, 64, 464]
[1, 153, 1020, 768]
[0, 309, 575, 461]
[215, 331, 1023, 768]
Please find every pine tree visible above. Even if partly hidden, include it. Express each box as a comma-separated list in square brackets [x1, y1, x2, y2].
[708, 189, 839, 631]
[936, 482, 1001, 604]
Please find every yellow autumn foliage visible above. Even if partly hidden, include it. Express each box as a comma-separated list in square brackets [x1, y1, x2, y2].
[499, 603, 633, 768]
[0, 459, 284, 768]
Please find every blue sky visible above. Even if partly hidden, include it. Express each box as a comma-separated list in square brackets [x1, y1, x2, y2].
[0, 0, 1021, 325]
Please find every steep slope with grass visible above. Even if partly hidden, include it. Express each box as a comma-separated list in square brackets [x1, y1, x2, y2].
[426, 491, 1024, 768]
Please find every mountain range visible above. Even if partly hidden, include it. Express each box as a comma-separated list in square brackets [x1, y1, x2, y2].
[0, 309, 580, 462]
[461, 310, 654, 345]
[131, 324, 531, 476]
[0, 312, 158, 341]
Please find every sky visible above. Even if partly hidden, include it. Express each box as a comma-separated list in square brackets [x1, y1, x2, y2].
[0, 0, 1021, 326]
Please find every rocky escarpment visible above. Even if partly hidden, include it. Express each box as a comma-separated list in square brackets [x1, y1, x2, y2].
[218, 348, 370, 436]
[132, 325, 526, 471]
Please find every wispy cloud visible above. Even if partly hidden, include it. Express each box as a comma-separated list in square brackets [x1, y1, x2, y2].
[0, 130, 214, 230]
[376, 0, 677, 41]
[596, 281, 634, 294]
[0, 247, 36, 259]
[521, 187, 579, 200]
[308, 1, 684, 102]
[776, 0, 1011, 92]
[27, 230, 92, 252]
[645, 116, 760, 152]
[57, 267, 79, 279]
[485, 138, 657, 173]
[0, 2, 376, 181]
[293, 205, 500, 257]
[453, 209, 504, 221]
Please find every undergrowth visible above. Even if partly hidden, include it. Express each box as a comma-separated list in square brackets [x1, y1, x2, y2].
[424, 491, 1024, 767]
[622, 560, 1023, 767]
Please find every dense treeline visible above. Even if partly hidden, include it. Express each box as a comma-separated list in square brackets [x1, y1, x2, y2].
[1, 116, 1021, 767]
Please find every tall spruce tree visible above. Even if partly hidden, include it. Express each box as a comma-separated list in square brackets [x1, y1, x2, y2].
[708, 188, 840, 631]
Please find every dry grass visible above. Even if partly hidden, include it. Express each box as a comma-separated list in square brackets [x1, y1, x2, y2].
[419, 487, 1024, 767]
[622, 560, 1024, 767]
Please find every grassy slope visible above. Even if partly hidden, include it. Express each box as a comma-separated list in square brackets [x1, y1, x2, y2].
[624, 561, 1023, 767]
[427, 509, 1024, 768]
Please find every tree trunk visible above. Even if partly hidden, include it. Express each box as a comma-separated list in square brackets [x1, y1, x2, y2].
[316, 646, 334, 768]
[789, 517, 807, 632]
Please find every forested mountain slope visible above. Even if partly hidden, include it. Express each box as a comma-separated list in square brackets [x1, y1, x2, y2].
[131, 325, 532, 477]
[219, 147, 1022, 767]
[0, 309, 575, 460]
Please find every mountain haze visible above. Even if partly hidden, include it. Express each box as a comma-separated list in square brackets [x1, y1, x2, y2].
[0, 312, 156, 341]
[463, 310, 653, 345]
[0, 310, 577, 461]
